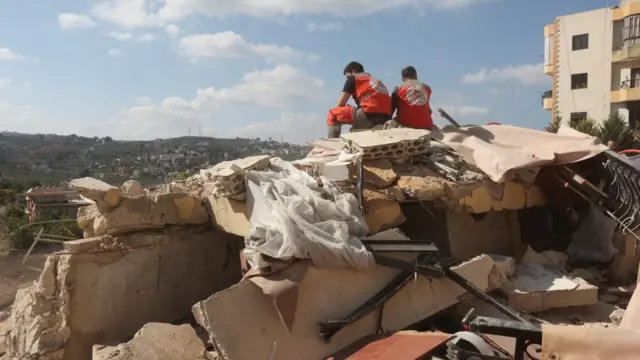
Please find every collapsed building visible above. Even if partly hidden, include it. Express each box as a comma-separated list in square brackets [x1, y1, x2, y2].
[4, 124, 640, 359]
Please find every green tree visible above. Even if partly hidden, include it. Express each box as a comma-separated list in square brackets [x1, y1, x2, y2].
[545, 116, 562, 133]
[599, 112, 636, 151]
[570, 118, 600, 138]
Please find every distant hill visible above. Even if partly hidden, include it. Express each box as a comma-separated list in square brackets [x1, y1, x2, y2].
[0, 132, 310, 186]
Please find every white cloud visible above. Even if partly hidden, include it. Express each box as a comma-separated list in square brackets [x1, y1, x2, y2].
[165, 24, 180, 37]
[0, 65, 325, 140]
[178, 32, 319, 63]
[462, 63, 547, 85]
[234, 113, 324, 143]
[108, 48, 123, 57]
[58, 13, 97, 30]
[0, 78, 11, 88]
[108, 31, 158, 42]
[91, 0, 495, 28]
[306, 21, 343, 32]
[0, 48, 24, 61]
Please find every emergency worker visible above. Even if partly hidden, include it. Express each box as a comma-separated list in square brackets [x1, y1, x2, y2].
[326, 61, 392, 138]
[391, 66, 433, 129]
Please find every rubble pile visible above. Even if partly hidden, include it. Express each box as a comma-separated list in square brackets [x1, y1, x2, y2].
[5, 125, 640, 360]
[5, 178, 243, 360]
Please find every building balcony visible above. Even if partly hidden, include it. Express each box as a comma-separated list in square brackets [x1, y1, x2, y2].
[613, 44, 640, 63]
[611, 80, 640, 103]
[541, 90, 553, 110]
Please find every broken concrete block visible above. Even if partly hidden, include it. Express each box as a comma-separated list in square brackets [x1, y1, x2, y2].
[501, 264, 598, 313]
[70, 177, 123, 208]
[193, 254, 496, 360]
[458, 186, 493, 213]
[341, 128, 429, 160]
[328, 331, 452, 360]
[201, 155, 271, 199]
[363, 187, 405, 234]
[499, 182, 527, 210]
[610, 308, 625, 325]
[397, 174, 450, 201]
[490, 255, 516, 278]
[322, 161, 352, 181]
[363, 159, 397, 188]
[76, 193, 209, 237]
[382, 186, 406, 202]
[121, 179, 144, 195]
[7, 228, 242, 360]
[92, 323, 208, 360]
[206, 194, 252, 237]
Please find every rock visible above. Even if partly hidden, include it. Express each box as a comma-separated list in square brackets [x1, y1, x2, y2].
[362, 187, 405, 234]
[363, 159, 397, 188]
[69, 177, 123, 209]
[610, 308, 626, 325]
[92, 323, 208, 360]
[382, 186, 406, 202]
[121, 180, 144, 195]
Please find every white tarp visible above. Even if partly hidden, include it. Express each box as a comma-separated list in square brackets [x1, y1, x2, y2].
[243, 158, 374, 270]
[432, 124, 609, 183]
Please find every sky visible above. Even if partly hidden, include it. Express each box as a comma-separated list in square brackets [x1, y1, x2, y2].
[0, 0, 616, 143]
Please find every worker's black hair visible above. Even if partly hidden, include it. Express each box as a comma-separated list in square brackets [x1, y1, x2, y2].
[343, 61, 365, 75]
[401, 66, 418, 79]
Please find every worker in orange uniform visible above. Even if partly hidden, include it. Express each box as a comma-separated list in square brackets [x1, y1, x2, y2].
[326, 61, 392, 138]
[391, 66, 433, 129]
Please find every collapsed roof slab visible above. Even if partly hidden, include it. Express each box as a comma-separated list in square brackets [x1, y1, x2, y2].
[192, 254, 501, 360]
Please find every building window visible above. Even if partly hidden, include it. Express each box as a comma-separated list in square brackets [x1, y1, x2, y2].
[571, 73, 588, 89]
[572, 34, 589, 51]
[570, 112, 588, 127]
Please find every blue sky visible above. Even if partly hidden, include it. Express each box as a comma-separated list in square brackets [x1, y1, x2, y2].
[0, 0, 613, 143]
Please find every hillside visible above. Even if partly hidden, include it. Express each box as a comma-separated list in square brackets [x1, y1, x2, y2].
[0, 132, 310, 186]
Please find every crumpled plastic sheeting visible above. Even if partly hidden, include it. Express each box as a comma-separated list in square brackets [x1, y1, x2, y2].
[243, 158, 374, 270]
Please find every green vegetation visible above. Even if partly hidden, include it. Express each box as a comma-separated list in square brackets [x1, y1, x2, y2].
[0, 180, 82, 249]
[544, 113, 639, 152]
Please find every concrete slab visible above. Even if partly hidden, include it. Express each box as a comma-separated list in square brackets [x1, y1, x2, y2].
[340, 129, 430, 149]
[193, 254, 498, 360]
[206, 195, 252, 237]
[200, 155, 271, 179]
[501, 264, 598, 312]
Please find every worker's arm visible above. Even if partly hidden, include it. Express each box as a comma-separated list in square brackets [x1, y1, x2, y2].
[337, 75, 356, 107]
[336, 92, 351, 107]
[391, 87, 399, 116]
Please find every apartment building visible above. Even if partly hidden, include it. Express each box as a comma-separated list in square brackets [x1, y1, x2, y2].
[543, 0, 640, 127]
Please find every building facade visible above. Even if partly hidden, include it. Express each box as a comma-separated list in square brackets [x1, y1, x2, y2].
[544, 0, 640, 128]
